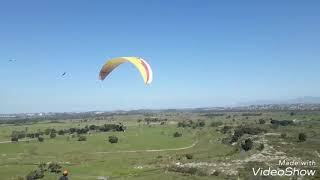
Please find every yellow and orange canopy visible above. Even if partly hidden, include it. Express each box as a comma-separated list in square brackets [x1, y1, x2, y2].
[99, 57, 153, 85]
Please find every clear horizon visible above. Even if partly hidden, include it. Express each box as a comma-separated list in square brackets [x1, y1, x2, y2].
[1, 1, 320, 113]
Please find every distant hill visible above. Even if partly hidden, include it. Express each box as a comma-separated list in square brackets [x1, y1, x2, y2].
[239, 96, 320, 106]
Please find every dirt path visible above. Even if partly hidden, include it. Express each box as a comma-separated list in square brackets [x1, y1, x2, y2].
[93, 140, 198, 154]
[0, 138, 36, 144]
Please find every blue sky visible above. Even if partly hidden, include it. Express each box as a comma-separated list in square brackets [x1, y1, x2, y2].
[1, 1, 320, 113]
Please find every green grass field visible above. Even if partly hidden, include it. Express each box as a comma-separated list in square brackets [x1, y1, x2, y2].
[0, 112, 319, 180]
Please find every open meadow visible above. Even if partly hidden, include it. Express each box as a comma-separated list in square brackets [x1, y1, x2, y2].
[0, 111, 319, 180]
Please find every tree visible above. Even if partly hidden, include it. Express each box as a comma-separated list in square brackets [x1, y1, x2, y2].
[26, 169, 44, 180]
[78, 136, 87, 141]
[257, 143, 264, 151]
[173, 132, 182, 138]
[38, 136, 44, 142]
[210, 121, 223, 127]
[44, 128, 51, 135]
[108, 135, 118, 143]
[50, 132, 56, 139]
[258, 119, 266, 124]
[89, 124, 97, 130]
[197, 120, 205, 127]
[241, 138, 253, 151]
[11, 131, 26, 139]
[58, 130, 65, 135]
[47, 162, 62, 173]
[11, 136, 19, 142]
[298, 133, 306, 142]
[185, 154, 193, 159]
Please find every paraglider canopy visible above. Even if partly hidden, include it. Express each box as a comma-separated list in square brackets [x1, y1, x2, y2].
[99, 57, 153, 85]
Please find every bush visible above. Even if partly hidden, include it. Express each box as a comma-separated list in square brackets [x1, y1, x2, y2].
[220, 126, 232, 134]
[11, 137, 19, 142]
[270, 120, 293, 126]
[26, 169, 44, 180]
[38, 136, 44, 142]
[58, 130, 65, 135]
[241, 138, 253, 151]
[257, 143, 264, 151]
[38, 163, 47, 171]
[168, 166, 207, 176]
[185, 154, 193, 159]
[197, 120, 205, 127]
[212, 170, 220, 176]
[280, 133, 287, 138]
[78, 136, 87, 141]
[258, 119, 266, 124]
[50, 132, 56, 139]
[12, 176, 24, 180]
[230, 126, 267, 143]
[298, 133, 306, 142]
[210, 122, 223, 127]
[11, 131, 26, 139]
[108, 135, 118, 143]
[44, 128, 52, 135]
[47, 162, 62, 173]
[173, 132, 182, 138]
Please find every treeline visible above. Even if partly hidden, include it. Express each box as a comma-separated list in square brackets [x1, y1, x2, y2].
[144, 117, 168, 123]
[26, 162, 62, 180]
[270, 119, 293, 126]
[177, 120, 205, 128]
[11, 130, 44, 141]
[241, 113, 262, 116]
[201, 113, 225, 118]
[0, 118, 41, 125]
[10, 123, 126, 142]
[230, 126, 267, 143]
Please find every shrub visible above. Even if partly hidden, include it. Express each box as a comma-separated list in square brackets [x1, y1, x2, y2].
[258, 119, 266, 124]
[50, 132, 56, 139]
[38, 163, 47, 171]
[168, 166, 207, 176]
[11, 137, 19, 142]
[12, 176, 24, 180]
[197, 120, 206, 127]
[47, 162, 62, 173]
[11, 131, 26, 139]
[270, 120, 293, 126]
[298, 133, 306, 142]
[220, 126, 232, 134]
[108, 135, 118, 143]
[230, 126, 267, 143]
[58, 130, 65, 135]
[210, 122, 223, 127]
[241, 138, 253, 151]
[38, 136, 44, 142]
[26, 169, 44, 180]
[280, 133, 287, 138]
[185, 154, 193, 159]
[173, 132, 182, 138]
[257, 143, 264, 151]
[212, 170, 220, 176]
[78, 136, 87, 141]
